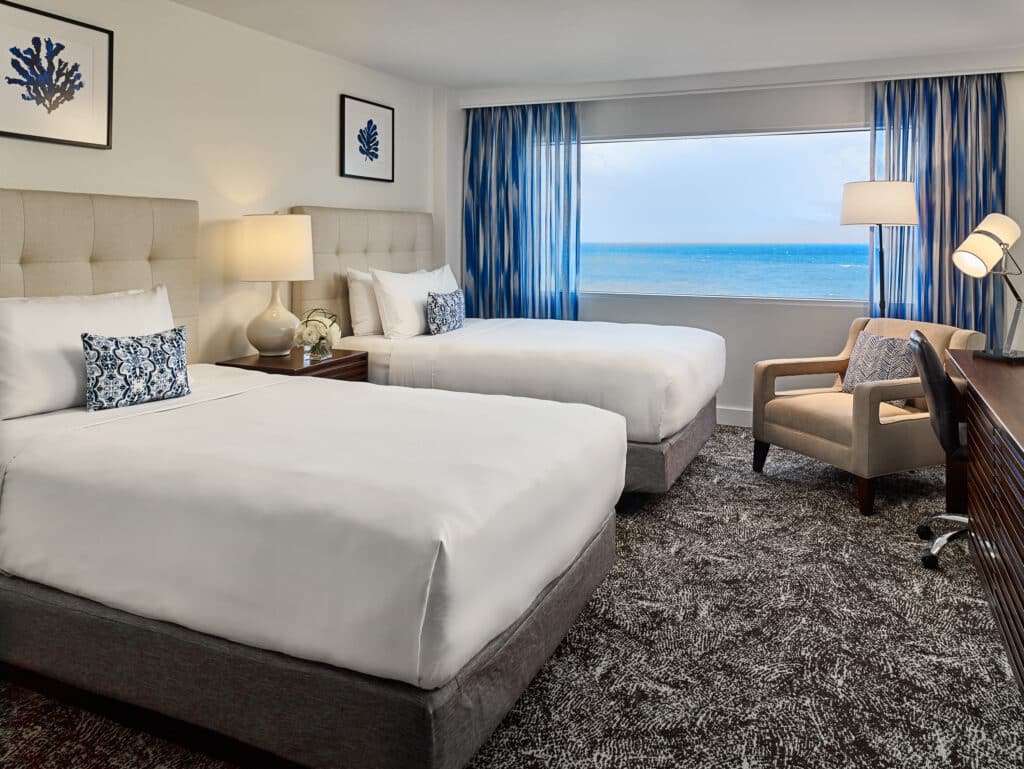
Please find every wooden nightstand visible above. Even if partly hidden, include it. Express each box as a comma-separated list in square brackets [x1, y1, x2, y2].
[216, 348, 369, 382]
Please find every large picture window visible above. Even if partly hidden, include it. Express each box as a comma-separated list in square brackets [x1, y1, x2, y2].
[581, 130, 871, 299]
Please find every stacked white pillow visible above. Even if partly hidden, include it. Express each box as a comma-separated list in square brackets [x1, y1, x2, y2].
[0, 286, 175, 419]
[371, 265, 460, 340]
[346, 268, 386, 336]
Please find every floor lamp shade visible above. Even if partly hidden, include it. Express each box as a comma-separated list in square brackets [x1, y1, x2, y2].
[840, 181, 919, 226]
[840, 181, 919, 318]
[239, 214, 315, 356]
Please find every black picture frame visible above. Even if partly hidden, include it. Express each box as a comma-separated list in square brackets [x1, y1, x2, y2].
[0, 0, 113, 149]
[339, 94, 394, 183]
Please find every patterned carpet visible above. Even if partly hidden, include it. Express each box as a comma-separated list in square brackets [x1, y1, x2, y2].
[2, 426, 1022, 769]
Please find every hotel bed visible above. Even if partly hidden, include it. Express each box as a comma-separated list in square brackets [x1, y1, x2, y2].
[0, 189, 624, 769]
[291, 205, 726, 493]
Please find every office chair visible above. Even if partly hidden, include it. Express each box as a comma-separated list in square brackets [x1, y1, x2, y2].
[907, 330, 969, 569]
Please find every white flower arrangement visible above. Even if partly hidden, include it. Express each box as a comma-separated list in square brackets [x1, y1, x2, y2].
[295, 308, 341, 360]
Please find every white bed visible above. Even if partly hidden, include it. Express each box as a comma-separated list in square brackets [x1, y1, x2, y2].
[0, 188, 623, 769]
[0, 364, 625, 690]
[291, 205, 726, 492]
[339, 317, 725, 444]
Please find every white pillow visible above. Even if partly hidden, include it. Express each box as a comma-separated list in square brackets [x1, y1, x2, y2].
[346, 268, 384, 337]
[0, 286, 176, 419]
[372, 266, 459, 340]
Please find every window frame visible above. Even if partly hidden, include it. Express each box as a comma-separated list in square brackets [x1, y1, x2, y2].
[579, 127, 874, 303]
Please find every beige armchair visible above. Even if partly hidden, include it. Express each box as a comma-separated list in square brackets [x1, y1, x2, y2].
[752, 317, 985, 515]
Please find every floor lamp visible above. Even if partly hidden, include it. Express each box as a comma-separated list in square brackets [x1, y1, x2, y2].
[952, 213, 1024, 363]
[840, 181, 919, 318]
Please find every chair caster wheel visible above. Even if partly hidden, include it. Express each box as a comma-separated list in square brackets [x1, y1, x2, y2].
[916, 524, 933, 540]
[921, 553, 940, 570]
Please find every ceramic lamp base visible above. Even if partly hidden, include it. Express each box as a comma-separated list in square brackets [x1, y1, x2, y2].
[247, 281, 298, 357]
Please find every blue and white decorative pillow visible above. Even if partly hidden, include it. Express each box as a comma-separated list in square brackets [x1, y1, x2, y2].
[427, 290, 465, 335]
[841, 331, 916, 406]
[81, 326, 190, 411]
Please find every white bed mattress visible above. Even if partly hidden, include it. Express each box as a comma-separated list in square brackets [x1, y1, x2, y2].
[340, 318, 726, 443]
[0, 365, 625, 690]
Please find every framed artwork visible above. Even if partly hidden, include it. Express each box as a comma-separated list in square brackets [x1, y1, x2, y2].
[0, 1, 112, 149]
[340, 94, 394, 182]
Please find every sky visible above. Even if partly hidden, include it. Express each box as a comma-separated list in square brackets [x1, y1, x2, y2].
[582, 130, 871, 245]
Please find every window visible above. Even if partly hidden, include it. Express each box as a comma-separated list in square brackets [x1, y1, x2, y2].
[581, 130, 871, 300]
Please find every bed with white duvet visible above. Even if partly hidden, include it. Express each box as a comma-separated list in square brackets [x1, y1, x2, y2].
[0, 189, 624, 769]
[291, 205, 727, 493]
[0, 364, 625, 690]
[341, 317, 725, 445]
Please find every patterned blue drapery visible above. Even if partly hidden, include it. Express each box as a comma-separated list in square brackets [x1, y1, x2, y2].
[463, 102, 581, 320]
[871, 75, 1006, 348]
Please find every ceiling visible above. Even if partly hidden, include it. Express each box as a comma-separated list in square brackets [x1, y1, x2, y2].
[173, 0, 1024, 90]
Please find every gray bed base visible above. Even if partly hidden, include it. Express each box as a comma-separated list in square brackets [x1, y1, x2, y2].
[625, 397, 717, 493]
[0, 513, 616, 769]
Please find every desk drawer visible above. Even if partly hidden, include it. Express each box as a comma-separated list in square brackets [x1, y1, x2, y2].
[966, 389, 1024, 685]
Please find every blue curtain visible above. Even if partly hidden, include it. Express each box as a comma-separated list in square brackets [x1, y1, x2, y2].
[463, 102, 581, 320]
[871, 74, 1006, 348]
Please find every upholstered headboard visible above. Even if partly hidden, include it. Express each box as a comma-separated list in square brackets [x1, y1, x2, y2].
[290, 206, 438, 336]
[0, 189, 200, 360]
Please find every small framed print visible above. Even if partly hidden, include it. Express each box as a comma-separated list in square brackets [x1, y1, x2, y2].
[340, 94, 394, 182]
[0, 1, 113, 149]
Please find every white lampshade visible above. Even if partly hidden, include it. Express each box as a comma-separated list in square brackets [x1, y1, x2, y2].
[840, 181, 919, 226]
[952, 213, 1021, 278]
[239, 214, 314, 282]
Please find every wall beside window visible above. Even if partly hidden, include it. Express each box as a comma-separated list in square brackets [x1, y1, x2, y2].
[578, 83, 871, 425]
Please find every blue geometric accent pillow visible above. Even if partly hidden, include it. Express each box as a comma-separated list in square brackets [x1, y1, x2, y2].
[841, 331, 916, 406]
[427, 290, 465, 335]
[81, 326, 190, 411]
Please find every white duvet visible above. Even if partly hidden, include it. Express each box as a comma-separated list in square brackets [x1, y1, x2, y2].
[0, 365, 625, 689]
[340, 318, 726, 443]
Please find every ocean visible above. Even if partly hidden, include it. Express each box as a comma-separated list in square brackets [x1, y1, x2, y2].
[580, 242, 870, 300]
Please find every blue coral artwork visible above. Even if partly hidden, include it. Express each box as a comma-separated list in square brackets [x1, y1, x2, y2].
[341, 94, 394, 182]
[357, 118, 379, 161]
[5, 36, 84, 113]
[0, 3, 113, 149]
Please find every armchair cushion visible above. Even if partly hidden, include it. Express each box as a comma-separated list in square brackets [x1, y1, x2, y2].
[841, 331, 915, 406]
[764, 391, 921, 446]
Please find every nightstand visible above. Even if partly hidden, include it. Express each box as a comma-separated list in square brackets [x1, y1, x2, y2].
[216, 348, 369, 382]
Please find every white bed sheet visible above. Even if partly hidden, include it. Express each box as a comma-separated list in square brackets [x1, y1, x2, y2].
[341, 318, 726, 442]
[0, 365, 625, 690]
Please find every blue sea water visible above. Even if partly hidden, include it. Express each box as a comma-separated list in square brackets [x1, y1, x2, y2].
[581, 242, 870, 300]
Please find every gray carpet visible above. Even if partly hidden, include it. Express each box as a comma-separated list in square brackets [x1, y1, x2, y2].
[2, 426, 1022, 768]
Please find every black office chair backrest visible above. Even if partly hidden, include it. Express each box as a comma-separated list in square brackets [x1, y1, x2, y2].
[908, 330, 962, 456]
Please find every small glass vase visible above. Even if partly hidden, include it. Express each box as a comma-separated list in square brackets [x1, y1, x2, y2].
[304, 340, 332, 362]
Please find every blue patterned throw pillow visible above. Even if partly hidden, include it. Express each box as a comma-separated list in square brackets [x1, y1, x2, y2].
[841, 331, 916, 406]
[81, 326, 190, 411]
[427, 290, 465, 335]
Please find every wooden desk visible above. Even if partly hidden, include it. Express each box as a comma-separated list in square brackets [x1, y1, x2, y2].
[947, 349, 1024, 694]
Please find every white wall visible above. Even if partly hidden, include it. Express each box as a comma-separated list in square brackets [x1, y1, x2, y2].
[0, 0, 435, 363]
[581, 83, 870, 139]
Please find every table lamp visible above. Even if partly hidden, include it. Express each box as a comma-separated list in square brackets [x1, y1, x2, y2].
[952, 213, 1024, 364]
[239, 214, 314, 357]
[841, 181, 919, 318]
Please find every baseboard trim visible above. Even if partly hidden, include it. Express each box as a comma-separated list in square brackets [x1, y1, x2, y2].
[716, 405, 751, 428]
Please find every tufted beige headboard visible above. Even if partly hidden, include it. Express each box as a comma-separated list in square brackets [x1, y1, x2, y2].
[0, 189, 200, 360]
[290, 206, 438, 336]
